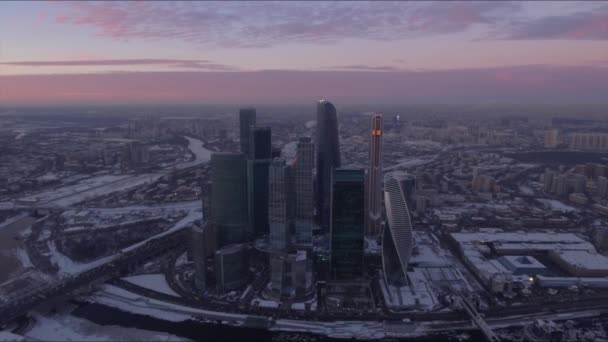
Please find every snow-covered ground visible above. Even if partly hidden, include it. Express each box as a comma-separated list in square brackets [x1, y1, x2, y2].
[11, 136, 211, 209]
[123, 274, 180, 297]
[16, 174, 164, 207]
[384, 155, 438, 172]
[538, 198, 578, 213]
[47, 207, 201, 277]
[91, 285, 247, 322]
[46, 239, 115, 276]
[25, 312, 185, 341]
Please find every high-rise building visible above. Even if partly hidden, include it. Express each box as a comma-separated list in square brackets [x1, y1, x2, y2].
[544, 129, 559, 148]
[294, 137, 315, 246]
[330, 169, 365, 281]
[570, 132, 608, 151]
[269, 159, 294, 252]
[382, 176, 414, 287]
[366, 113, 383, 236]
[248, 127, 272, 237]
[210, 153, 248, 248]
[270, 254, 287, 299]
[270, 250, 310, 300]
[239, 108, 256, 155]
[191, 224, 206, 291]
[215, 243, 248, 292]
[316, 99, 341, 231]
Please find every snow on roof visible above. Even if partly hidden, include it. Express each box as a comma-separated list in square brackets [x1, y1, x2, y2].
[551, 250, 608, 272]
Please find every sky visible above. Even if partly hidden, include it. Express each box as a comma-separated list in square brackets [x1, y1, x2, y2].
[0, 1, 607, 105]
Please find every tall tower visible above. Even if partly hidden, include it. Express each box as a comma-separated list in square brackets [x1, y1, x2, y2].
[239, 108, 256, 155]
[366, 113, 383, 236]
[210, 153, 248, 248]
[316, 99, 341, 231]
[248, 126, 272, 237]
[269, 158, 293, 251]
[330, 168, 365, 281]
[294, 137, 315, 246]
[382, 175, 414, 287]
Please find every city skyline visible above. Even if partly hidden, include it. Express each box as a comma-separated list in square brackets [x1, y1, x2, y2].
[1, 1, 608, 105]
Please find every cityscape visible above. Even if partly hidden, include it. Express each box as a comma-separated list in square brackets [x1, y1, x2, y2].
[2, 1, 608, 342]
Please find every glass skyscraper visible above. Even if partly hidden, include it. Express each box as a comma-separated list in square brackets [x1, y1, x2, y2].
[269, 158, 293, 252]
[330, 168, 365, 281]
[366, 113, 383, 236]
[382, 175, 414, 287]
[294, 137, 315, 246]
[239, 108, 256, 156]
[316, 99, 341, 231]
[210, 153, 248, 248]
[248, 126, 272, 237]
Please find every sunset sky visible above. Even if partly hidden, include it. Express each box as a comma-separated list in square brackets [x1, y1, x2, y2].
[1, 1, 607, 105]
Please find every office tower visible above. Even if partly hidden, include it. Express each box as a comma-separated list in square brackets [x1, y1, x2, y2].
[239, 108, 256, 155]
[366, 113, 383, 236]
[269, 159, 293, 252]
[316, 99, 341, 231]
[124, 141, 149, 169]
[191, 224, 206, 291]
[210, 153, 248, 248]
[291, 250, 308, 298]
[270, 254, 287, 299]
[382, 176, 414, 287]
[215, 244, 248, 292]
[544, 169, 555, 193]
[294, 137, 315, 246]
[270, 250, 309, 300]
[248, 127, 272, 237]
[330, 169, 365, 281]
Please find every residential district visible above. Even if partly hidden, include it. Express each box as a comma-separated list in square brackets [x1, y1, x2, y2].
[1, 103, 608, 341]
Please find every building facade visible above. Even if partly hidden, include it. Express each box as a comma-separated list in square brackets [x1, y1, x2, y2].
[366, 113, 383, 236]
[239, 108, 256, 156]
[316, 99, 341, 231]
[330, 168, 365, 281]
[269, 158, 294, 252]
[248, 126, 272, 237]
[215, 243, 249, 292]
[210, 152, 248, 248]
[294, 137, 315, 246]
[382, 176, 414, 286]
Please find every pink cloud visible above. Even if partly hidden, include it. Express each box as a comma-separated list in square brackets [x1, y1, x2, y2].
[1, 65, 606, 105]
[0, 59, 238, 71]
[48, 1, 519, 48]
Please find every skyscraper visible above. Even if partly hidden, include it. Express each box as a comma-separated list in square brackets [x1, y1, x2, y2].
[366, 113, 383, 236]
[330, 168, 365, 281]
[210, 152, 248, 248]
[239, 108, 256, 155]
[294, 137, 315, 246]
[316, 99, 341, 231]
[382, 176, 414, 287]
[248, 126, 272, 237]
[215, 243, 248, 292]
[269, 158, 293, 252]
